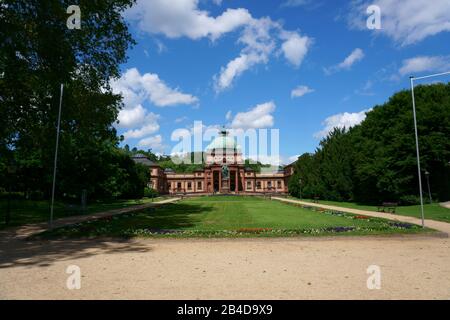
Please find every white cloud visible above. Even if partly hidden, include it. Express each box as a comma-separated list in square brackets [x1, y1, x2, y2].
[291, 85, 314, 98]
[225, 110, 232, 120]
[125, 1, 312, 93]
[230, 101, 276, 129]
[117, 104, 147, 128]
[214, 53, 265, 92]
[124, 0, 252, 40]
[324, 48, 364, 75]
[314, 109, 370, 139]
[398, 55, 450, 76]
[175, 116, 188, 123]
[281, 0, 311, 7]
[280, 32, 311, 67]
[123, 113, 160, 139]
[348, 0, 450, 46]
[214, 19, 311, 91]
[287, 154, 300, 163]
[137, 135, 164, 152]
[111, 68, 198, 108]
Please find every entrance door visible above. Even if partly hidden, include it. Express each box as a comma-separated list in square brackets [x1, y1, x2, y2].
[213, 171, 219, 192]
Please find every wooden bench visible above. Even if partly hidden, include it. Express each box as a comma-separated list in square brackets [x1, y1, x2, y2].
[377, 202, 398, 213]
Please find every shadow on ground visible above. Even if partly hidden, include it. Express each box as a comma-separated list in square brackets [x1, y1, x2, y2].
[0, 203, 214, 268]
[0, 237, 152, 269]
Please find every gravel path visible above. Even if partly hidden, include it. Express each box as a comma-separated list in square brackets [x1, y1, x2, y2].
[1, 237, 449, 299]
[1, 197, 449, 300]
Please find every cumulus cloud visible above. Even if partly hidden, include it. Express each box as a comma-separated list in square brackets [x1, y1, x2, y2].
[111, 68, 198, 108]
[117, 104, 147, 128]
[291, 85, 314, 98]
[347, 0, 450, 46]
[280, 31, 311, 67]
[137, 134, 164, 152]
[123, 113, 160, 139]
[324, 48, 364, 75]
[124, 0, 252, 40]
[398, 55, 450, 77]
[230, 101, 276, 129]
[314, 109, 370, 139]
[124, 1, 312, 93]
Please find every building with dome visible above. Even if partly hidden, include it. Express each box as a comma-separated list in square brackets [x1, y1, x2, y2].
[133, 129, 294, 195]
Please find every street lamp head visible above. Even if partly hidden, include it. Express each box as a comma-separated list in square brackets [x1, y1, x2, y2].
[425, 171, 430, 176]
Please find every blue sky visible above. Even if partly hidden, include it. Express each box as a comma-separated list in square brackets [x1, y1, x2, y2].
[111, 0, 450, 164]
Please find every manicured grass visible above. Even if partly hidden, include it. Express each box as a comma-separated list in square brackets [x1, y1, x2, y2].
[0, 197, 165, 230]
[293, 197, 450, 223]
[39, 196, 432, 239]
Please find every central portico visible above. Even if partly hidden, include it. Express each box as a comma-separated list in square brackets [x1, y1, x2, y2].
[204, 128, 243, 193]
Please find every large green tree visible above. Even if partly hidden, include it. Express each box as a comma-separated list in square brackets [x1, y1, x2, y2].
[289, 83, 450, 204]
[0, 0, 136, 198]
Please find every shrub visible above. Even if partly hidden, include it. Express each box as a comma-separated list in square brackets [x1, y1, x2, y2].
[399, 195, 421, 206]
[144, 187, 159, 198]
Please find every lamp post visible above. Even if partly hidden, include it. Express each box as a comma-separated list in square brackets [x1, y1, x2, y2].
[424, 171, 432, 204]
[410, 71, 450, 227]
[50, 83, 64, 227]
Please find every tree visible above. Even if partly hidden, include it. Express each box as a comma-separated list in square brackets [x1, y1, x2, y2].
[289, 83, 450, 204]
[0, 0, 136, 199]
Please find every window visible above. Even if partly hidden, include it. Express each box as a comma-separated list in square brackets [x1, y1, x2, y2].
[247, 181, 252, 190]
[177, 182, 182, 190]
[256, 181, 262, 189]
[267, 181, 272, 189]
[197, 181, 202, 190]
[187, 182, 192, 190]
[277, 180, 282, 188]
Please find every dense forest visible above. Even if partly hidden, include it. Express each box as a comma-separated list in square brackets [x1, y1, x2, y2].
[288, 83, 450, 205]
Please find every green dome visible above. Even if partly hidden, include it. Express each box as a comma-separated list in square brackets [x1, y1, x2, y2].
[206, 130, 240, 151]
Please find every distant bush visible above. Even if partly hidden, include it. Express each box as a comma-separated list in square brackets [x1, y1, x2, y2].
[144, 187, 159, 198]
[399, 195, 421, 206]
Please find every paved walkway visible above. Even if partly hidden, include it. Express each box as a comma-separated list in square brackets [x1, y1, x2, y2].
[0, 197, 181, 240]
[272, 197, 450, 235]
[441, 201, 450, 209]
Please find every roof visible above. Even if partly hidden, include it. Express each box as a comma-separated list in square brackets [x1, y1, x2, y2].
[131, 154, 157, 166]
[206, 129, 241, 151]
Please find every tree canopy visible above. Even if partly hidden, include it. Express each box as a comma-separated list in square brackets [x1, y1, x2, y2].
[289, 83, 450, 204]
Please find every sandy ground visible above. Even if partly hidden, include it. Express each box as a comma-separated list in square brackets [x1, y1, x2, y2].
[1, 235, 449, 300]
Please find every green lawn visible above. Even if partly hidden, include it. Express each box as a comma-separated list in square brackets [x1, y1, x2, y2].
[292, 197, 450, 223]
[39, 196, 432, 239]
[0, 196, 165, 230]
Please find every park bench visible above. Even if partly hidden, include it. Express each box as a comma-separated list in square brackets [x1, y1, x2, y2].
[377, 202, 398, 213]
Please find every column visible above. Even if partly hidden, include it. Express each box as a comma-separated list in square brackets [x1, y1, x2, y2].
[235, 169, 238, 193]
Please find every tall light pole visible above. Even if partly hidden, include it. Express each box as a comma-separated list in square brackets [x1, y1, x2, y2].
[50, 84, 64, 227]
[410, 71, 450, 227]
[424, 171, 432, 204]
